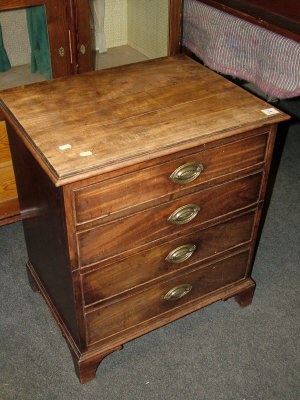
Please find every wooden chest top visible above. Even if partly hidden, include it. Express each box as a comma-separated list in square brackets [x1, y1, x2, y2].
[0, 55, 288, 186]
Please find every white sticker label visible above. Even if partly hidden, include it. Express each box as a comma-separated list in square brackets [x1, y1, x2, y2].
[59, 144, 72, 150]
[261, 108, 280, 116]
[80, 151, 93, 157]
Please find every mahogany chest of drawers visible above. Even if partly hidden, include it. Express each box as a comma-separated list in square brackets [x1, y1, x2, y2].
[0, 55, 289, 383]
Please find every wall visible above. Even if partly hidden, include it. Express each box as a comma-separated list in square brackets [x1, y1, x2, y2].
[127, 0, 168, 59]
[103, 0, 168, 58]
[0, 9, 31, 67]
[104, 0, 128, 48]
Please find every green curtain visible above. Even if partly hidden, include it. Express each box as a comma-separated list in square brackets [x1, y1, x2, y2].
[0, 23, 11, 72]
[26, 5, 52, 79]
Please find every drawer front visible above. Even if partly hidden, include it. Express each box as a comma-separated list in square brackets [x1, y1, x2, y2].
[78, 172, 262, 267]
[74, 132, 268, 224]
[82, 211, 255, 305]
[85, 250, 249, 345]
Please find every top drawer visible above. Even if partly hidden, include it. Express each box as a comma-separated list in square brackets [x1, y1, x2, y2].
[73, 131, 268, 225]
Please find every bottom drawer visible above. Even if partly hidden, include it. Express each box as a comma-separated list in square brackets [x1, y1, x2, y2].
[85, 250, 249, 345]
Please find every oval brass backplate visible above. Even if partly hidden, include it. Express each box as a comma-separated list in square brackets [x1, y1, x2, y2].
[168, 204, 200, 225]
[169, 162, 204, 184]
[165, 243, 197, 264]
[163, 284, 192, 301]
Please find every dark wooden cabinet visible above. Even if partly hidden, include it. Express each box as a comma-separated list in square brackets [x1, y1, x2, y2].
[0, 55, 289, 382]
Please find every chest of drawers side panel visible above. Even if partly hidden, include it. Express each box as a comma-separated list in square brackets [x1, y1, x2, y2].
[257, 124, 279, 202]
[244, 123, 280, 278]
[6, 122, 81, 348]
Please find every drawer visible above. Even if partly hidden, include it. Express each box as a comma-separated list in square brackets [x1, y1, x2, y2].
[82, 211, 255, 305]
[85, 250, 250, 345]
[74, 132, 268, 224]
[77, 172, 262, 267]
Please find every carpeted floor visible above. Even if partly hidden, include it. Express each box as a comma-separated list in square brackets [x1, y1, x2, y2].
[0, 101, 299, 400]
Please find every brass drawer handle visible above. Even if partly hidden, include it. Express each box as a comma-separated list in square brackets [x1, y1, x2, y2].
[168, 204, 200, 225]
[169, 162, 204, 184]
[165, 243, 197, 264]
[164, 284, 192, 301]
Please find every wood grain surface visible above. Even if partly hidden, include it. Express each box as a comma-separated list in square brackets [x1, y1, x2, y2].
[0, 165, 18, 201]
[73, 131, 268, 224]
[0, 198, 20, 226]
[77, 172, 262, 266]
[0, 121, 11, 167]
[85, 250, 250, 345]
[0, 56, 289, 186]
[82, 211, 255, 306]
[0, 122, 19, 213]
[0, 113, 20, 223]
